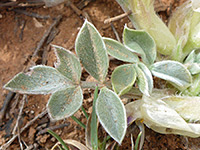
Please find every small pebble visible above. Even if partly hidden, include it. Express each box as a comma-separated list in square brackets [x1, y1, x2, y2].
[30, 110, 35, 114]
[51, 137, 56, 142]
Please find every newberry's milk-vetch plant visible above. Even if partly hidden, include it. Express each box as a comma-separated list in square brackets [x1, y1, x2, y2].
[4, 0, 200, 148]
[4, 20, 127, 145]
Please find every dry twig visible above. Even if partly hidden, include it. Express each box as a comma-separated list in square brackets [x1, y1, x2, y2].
[67, 1, 82, 16]
[0, 110, 47, 150]
[77, 0, 94, 9]
[104, 11, 132, 24]
[67, 1, 92, 22]
[13, 9, 50, 19]
[37, 123, 70, 135]
[12, 95, 27, 134]
[0, 92, 16, 123]
[111, 23, 121, 42]
[33, 15, 62, 57]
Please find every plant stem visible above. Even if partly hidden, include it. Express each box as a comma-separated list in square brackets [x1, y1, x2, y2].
[80, 81, 104, 89]
[71, 115, 86, 129]
[80, 81, 143, 99]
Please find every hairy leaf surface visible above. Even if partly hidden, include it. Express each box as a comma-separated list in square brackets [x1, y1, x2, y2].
[75, 20, 109, 83]
[103, 37, 139, 63]
[53, 45, 82, 84]
[123, 26, 156, 65]
[111, 64, 136, 96]
[151, 60, 192, 91]
[4, 65, 73, 94]
[96, 87, 127, 144]
[138, 62, 153, 94]
[47, 86, 83, 120]
[134, 64, 152, 96]
[184, 50, 200, 75]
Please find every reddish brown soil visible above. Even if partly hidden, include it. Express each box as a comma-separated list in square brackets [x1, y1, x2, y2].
[0, 0, 200, 149]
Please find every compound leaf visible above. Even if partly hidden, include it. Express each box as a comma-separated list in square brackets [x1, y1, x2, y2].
[111, 64, 136, 96]
[4, 65, 73, 94]
[151, 60, 192, 91]
[96, 87, 127, 144]
[47, 86, 83, 120]
[103, 37, 139, 63]
[53, 45, 82, 84]
[75, 20, 109, 83]
[123, 26, 156, 65]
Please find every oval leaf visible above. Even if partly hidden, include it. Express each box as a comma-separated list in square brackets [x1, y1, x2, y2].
[53, 45, 82, 84]
[75, 20, 109, 83]
[138, 62, 153, 94]
[123, 26, 156, 65]
[47, 86, 83, 120]
[103, 37, 139, 63]
[96, 87, 127, 144]
[134, 64, 152, 96]
[151, 60, 192, 91]
[111, 64, 136, 96]
[4, 65, 73, 94]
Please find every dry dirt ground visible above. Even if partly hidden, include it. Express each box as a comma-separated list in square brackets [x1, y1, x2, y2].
[1, 0, 200, 149]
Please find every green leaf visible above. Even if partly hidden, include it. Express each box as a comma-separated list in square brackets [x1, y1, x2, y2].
[184, 49, 200, 75]
[162, 96, 200, 123]
[123, 26, 156, 65]
[151, 60, 192, 91]
[134, 63, 152, 96]
[138, 62, 153, 95]
[184, 49, 197, 63]
[187, 63, 200, 75]
[75, 20, 109, 83]
[53, 45, 82, 84]
[103, 37, 139, 63]
[96, 87, 127, 144]
[47, 86, 83, 120]
[111, 64, 136, 96]
[185, 74, 200, 96]
[4, 65, 73, 94]
[134, 131, 142, 150]
[71, 115, 86, 129]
